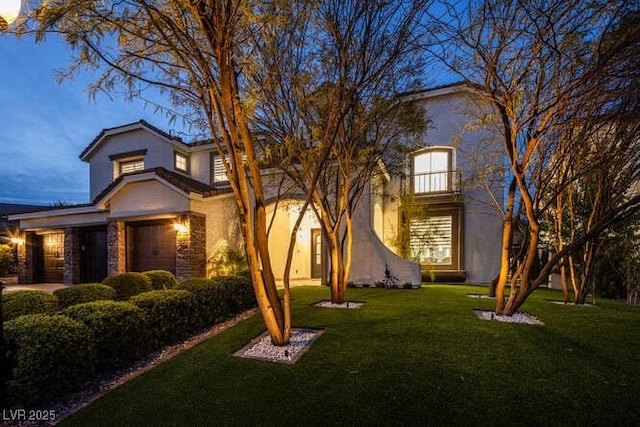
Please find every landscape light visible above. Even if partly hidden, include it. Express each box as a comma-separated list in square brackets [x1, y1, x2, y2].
[0, 0, 21, 28]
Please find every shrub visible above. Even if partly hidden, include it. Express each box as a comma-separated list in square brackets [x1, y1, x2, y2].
[175, 278, 230, 327]
[142, 270, 177, 290]
[211, 275, 256, 313]
[0, 243, 14, 276]
[208, 246, 249, 277]
[54, 283, 117, 309]
[62, 301, 153, 372]
[130, 290, 197, 346]
[2, 290, 58, 321]
[3, 314, 95, 407]
[103, 272, 153, 300]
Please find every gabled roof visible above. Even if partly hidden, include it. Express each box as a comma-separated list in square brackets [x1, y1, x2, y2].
[79, 120, 188, 162]
[92, 167, 232, 205]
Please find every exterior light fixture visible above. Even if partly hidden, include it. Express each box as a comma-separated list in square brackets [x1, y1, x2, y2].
[10, 237, 24, 245]
[173, 222, 189, 233]
[0, 0, 21, 29]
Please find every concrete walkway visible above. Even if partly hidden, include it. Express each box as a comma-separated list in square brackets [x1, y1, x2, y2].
[1, 276, 68, 294]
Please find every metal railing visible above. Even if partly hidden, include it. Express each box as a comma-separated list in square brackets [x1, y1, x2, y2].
[411, 170, 461, 194]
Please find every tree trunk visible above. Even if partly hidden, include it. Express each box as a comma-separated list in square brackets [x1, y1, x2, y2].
[495, 179, 517, 314]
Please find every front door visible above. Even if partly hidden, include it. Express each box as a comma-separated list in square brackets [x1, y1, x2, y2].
[311, 228, 323, 279]
[42, 233, 64, 283]
[127, 221, 176, 274]
[81, 227, 108, 283]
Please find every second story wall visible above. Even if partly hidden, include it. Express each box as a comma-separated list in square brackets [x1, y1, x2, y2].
[85, 127, 191, 201]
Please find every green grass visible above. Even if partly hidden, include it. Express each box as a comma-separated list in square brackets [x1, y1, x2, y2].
[61, 285, 640, 426]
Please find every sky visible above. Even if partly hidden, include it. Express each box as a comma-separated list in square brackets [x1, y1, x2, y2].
[0, 32, 177, 206]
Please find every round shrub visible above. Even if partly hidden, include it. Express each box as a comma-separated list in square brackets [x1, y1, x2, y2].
[130, 290, 197, 346]
[2, 290, 58, 321]
[3, 314, 96, 407]
[62, 300, 153, 372]
[54, 283, 117, 308]
[103, 272, 153, 300]
[142, 270, 178, 290]
[211, 275, 256, 313]
[175, 278, 230, 327]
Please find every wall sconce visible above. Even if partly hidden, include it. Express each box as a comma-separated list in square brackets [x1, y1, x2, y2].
[173, 221, 189, 233]
[10, 237, 24, 246]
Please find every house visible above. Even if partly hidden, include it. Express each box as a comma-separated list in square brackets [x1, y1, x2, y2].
[9, 83, 503, 286]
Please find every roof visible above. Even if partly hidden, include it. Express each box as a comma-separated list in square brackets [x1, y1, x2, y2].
[92, 167, 232, 205]
[0, 203, 49, 216]
[79, 120, 189, 162]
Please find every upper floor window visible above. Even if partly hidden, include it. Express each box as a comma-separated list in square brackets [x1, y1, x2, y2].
[120, 159, 145, 175]
[109, 149, 147, 180]
[210, 152, 246, 185]
[211, 154, 228, 184]
[412, 148, 454, 194]
[174, 151, 189, 173]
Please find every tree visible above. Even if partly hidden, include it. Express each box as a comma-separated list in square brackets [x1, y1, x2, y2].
[429, 0, 640, 314]
[29, 0, 323, 345]
[252, 0, 430, 303]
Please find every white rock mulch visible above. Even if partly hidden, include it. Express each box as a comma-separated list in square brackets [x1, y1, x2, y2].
[474, 309, 544, 325]
[234, 328, 324, 364]
[313, 300, 365, 309]
[549, 300, 596, 307]
[466, 294, 496, 299]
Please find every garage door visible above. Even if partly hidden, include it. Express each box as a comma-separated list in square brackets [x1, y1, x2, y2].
[127, 221, 176, 274]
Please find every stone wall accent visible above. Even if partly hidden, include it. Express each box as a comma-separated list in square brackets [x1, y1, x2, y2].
[17, 232, 35, 284]
[107, 220, 126, 277]
[175, 212, 207, 281]
[64, 227, 81, 285]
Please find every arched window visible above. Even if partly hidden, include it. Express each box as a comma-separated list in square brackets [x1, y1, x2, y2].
[411, 148, 454, 193]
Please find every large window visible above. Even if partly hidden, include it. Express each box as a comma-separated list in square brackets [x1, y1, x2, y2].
[409, 216, 453, 264]
[412, 148, 452, 193]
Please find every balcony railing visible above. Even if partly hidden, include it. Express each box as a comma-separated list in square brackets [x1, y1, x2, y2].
[411, 170, 461, 195]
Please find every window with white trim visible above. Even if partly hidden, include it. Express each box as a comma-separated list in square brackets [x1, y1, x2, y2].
[175, 151, 189, 173]
[210, 153, 246, 184]
[412, 148, 453, 193]
[120, 159, 145, 175]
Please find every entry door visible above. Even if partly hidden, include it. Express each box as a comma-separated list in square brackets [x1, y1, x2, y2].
[128, 222, 176, 274]
[42, 233, 64, 283]
[81, 228, 108, 283]
[311, 228, 323, 279]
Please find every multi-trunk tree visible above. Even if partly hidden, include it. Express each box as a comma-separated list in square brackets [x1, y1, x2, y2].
[430, 0, 640, 314]
[253, 0, 431, 303]
[29, 0, 332, 345]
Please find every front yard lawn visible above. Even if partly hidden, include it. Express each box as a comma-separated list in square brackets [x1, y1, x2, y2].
[61, 285, 640, 426]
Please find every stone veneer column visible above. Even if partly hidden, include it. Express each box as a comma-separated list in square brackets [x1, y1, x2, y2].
[107, 220, 126, 277]
[64, 228, 81, 285]
[17, 232, 35, 284]
[175, 213, 207, 281]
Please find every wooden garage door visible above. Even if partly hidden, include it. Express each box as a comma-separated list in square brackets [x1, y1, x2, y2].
[127, 221, 176, 274]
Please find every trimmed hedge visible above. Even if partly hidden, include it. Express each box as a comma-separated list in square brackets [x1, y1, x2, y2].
[211, 275, 256, 312]
[174, 279, 230, 327]
[3, 314, 96, 407]
[130, 290, 197, 346]
[103, 272, 153, 300]
[143, 270, 177, 290]
[62, 301, 153, 372]
[2, 290, 59, 321]
[54, 283, 117, 309]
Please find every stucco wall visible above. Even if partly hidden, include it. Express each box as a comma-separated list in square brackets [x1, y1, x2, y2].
[87, 128, 187, 200]
[108, 180, 190, 218]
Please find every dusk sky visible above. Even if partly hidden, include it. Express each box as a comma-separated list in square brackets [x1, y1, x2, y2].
[0, 32, 177, 206]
